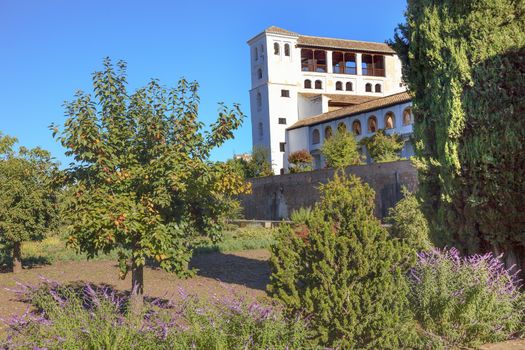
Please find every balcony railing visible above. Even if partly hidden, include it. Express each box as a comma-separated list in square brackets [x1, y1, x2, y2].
[302, 64, 327, 73]
[332, 65, 357, 75]
[362, 68, 385, 77]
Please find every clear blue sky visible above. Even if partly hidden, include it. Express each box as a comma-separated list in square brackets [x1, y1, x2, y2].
[0, 0, 407, 166]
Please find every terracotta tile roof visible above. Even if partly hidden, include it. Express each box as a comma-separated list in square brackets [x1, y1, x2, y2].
[299, 93, 379, 106]
[248, 26, 299, 42]
[248, 27, 396, 54]
[264, 26, 299, 36]
[326, 94, 380, 105]
[297, 35, 396, 54]
[288, 91, 411, 130]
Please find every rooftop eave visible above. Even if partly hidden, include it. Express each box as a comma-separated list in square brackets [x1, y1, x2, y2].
[287, 92, 412, 131]
[247, 27, 299, 45]
[295, 43, 396, 55]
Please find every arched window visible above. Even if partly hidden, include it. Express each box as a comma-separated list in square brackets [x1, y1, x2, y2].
[304, 79, 312, 89]
[312, 129, 320, 144]
[257, 68, 262, 79]
[346, 82, 353, 91]
[315, 80, 322, 89]
[258, 122, 263, 139]
[375, 84, 382, 93]
[274, 42, 280, 55]
[256, 92, 262, 110]
[365, 83, 372, 92]
[284, 43, 290, 56]
[260, 45, 264, 60]
[324, 126, 333, 140]
[368, 116, 377, 133]
[335, 81, 343, 91]
[352, 120, 362, 135]
[403, 108, 413, 125]
[385, 112, 395, 129]
[254, 47, 258, 61]
[337, 122, 347, 133]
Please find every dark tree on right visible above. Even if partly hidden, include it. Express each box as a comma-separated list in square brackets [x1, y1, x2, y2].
[391, 0, 525, 267]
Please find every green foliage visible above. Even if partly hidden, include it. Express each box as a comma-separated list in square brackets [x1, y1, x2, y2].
[289, 207, 313, 225]
[0, 133, 59, 269]
[288, 149, 313, 173]
[386, 188, 432, 253]
[409, 248, 525, 348]
[268, 171, 419, 348]
[192, 225, 276, 253]
[391, 1, 525, 253]
[246, 146, 274, 178]
[52, 58, 248, 292]
[360, 129, 405, 163]
[14, 235, 117, 267]
[0, 226, 274, 270]
[227, 146, 273, 178]
[2, 282, 314, 349]
[320, 129, 361, 168]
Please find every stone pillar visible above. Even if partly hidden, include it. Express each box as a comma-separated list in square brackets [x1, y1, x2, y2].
[356, 53, 363, 75]
[326, 50, 333, 73]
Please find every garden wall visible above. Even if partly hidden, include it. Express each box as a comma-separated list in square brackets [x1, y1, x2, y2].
[239, 160, 418, 220]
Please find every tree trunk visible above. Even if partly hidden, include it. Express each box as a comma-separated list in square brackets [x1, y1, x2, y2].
[503, 244, 523, 279]
[12, 241, 22, 273]
[493, 243, 524, 281]
[130, 261, 144, 314]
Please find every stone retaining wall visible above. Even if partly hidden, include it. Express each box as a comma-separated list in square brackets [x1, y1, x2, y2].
[239, 160, 418, 220]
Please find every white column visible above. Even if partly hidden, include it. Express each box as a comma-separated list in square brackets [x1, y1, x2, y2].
[356, 53, 363, 75]
[326, 50, 333, 73]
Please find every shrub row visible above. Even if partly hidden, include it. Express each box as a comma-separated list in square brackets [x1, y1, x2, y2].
[1, 278, 314, 350]
[270, 172, 525, 349]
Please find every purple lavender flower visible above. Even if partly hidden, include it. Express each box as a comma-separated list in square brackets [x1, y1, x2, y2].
[410, 247, 522, 298]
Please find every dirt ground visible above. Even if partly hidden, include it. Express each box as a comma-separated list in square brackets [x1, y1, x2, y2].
[1, 249, 524, 349]
[0, 249, 270, 332]
[480, 340, 525, 350]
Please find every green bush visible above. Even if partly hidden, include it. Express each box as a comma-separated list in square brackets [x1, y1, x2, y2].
[409, 248, 525, 348]
[320, 129, 361, 168]
[192, 226, 276, 253]
[360, 129, 405, 163]
[2, 280, 315, 349]
[288, 149, 313, 173]
[289, 207, 313, 224]
[386, 188, 432, 253]
[268, 171, 419, 348]
[229, 146, 274, 178]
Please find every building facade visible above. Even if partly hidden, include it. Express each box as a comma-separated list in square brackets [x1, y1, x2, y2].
[247, 26, 413, 174]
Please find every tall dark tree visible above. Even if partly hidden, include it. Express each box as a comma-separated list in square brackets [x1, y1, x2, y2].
[53, 58, 248, 305]
[391, 1, 525, 267]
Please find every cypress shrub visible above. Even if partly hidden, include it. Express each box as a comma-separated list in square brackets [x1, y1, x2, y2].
[268, 172, 419, 349]
[391, 0, 525, 262]
[386, 188, 432, 253]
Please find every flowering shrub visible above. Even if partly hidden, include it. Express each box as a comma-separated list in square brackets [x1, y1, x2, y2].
[288, 150, 313, 173]
[0, 277, 314, 349]
[409, 248, 525, 348]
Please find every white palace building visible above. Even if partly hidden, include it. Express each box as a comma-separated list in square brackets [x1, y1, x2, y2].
[247, 26, 414, 174]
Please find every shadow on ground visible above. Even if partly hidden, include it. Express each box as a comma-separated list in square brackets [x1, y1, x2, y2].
[0, 256, 52, 273]
[189, 252, 270, 291]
